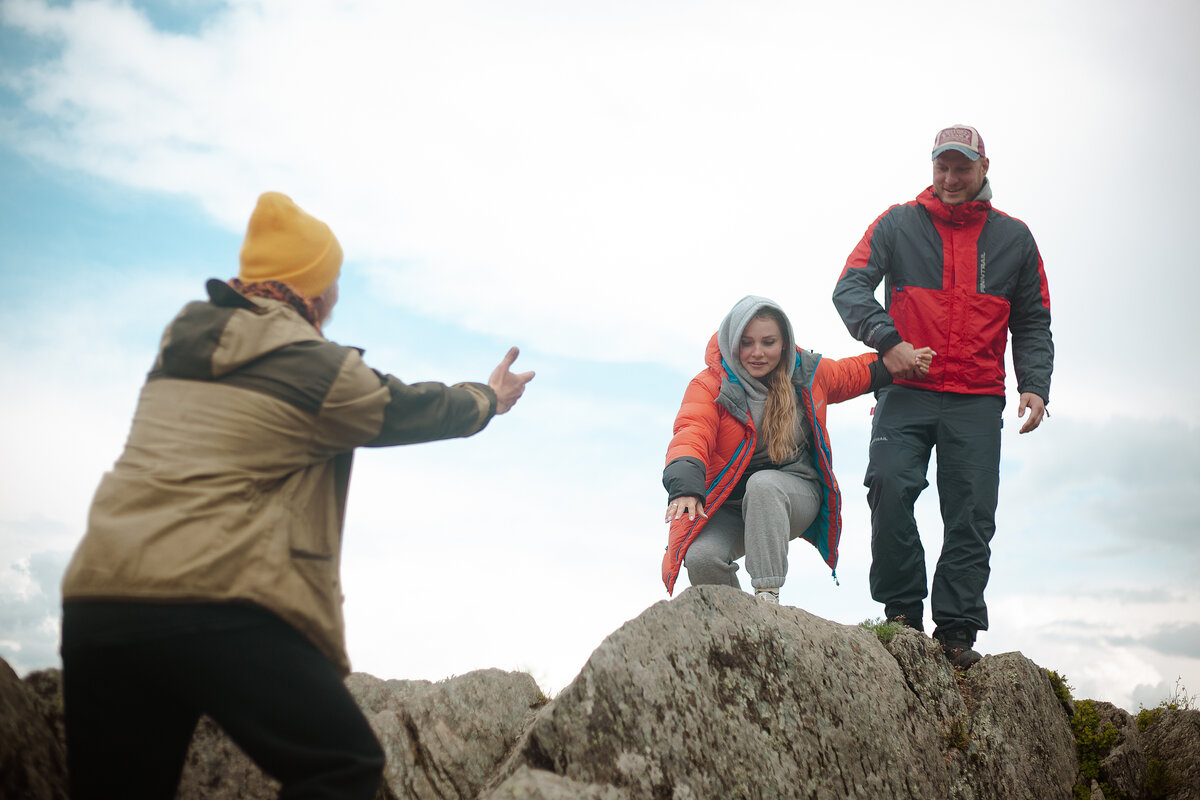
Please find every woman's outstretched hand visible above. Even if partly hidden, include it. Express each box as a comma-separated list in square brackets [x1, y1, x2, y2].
[488, 347, 535, 415]
[665, 495, 707, 523]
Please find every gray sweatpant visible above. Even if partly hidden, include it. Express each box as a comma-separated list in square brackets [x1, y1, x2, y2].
[684, 469, 822, 590]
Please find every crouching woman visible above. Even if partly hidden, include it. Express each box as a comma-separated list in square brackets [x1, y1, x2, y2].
[661, 295, 907, 603]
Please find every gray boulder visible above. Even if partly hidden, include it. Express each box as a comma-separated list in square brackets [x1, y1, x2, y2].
[1091, 701, 1145, 799]
[955, 652, 1079, 799]
[176, 668, 541, 800]
[1140, 707, 1200, 800]
[498, 586, 1079, 800]
[0, 662, 68, 800]
[500, 586, 953, 799]
[349, 668, 546, 800]
[883, 624, 968, 731]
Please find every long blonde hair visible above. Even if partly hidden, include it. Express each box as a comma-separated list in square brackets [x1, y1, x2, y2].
[754, 309, 801, 464]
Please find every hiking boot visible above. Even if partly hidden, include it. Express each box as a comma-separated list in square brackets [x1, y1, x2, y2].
[943, 643, 982, 669]
[755, 589, 780, 605]
[933, 628, 981, 669]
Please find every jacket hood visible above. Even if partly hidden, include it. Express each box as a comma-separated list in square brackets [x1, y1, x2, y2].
[976, 178, 993, 204]
[715, 295, 797, 390]
[157, 279, 326, 380]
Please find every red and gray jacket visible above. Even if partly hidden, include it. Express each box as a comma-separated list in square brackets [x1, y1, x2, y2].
[833, 183, 1053, 401]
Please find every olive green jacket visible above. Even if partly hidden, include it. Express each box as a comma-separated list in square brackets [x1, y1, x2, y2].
[62, 280, 496, 674]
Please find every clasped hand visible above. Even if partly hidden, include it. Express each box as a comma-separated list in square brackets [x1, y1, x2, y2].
[882, 341, 936, 381]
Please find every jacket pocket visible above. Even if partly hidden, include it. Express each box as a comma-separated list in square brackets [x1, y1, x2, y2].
[890, 285, 952, 356]
[955, 293, 1010, 392]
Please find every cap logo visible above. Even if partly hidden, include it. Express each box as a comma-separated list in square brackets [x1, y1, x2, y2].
[937, 128, 976, 147]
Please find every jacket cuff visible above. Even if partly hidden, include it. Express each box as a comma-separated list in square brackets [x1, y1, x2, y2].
[663, 456, 706, 501]
[454, 382, 498, 435]
[875, 330, 903, 355]
[868, 359, 894, 391]
[1016, 383, 1050, 405]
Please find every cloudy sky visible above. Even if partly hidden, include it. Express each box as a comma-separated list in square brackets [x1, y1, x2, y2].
[1, 0, 1197, 712]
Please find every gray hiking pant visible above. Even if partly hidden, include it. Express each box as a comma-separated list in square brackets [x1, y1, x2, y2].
[684, 469, 822, 590]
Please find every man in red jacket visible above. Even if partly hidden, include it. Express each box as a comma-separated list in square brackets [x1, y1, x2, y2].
[833, 125, 1053, 668]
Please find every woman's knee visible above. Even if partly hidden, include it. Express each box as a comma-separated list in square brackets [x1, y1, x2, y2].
[685, 543, 723, 572]
[685, 545, 736, 584]
[744, 471, 789, 506]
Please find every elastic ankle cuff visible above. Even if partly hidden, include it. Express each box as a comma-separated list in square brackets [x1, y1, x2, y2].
[751, 577, 785, 590]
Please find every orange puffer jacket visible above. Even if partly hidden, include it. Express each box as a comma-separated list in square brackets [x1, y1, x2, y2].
[661, 333, 889, 594]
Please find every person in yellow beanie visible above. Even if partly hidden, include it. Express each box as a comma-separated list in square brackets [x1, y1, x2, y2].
[59, 192, 535, 799]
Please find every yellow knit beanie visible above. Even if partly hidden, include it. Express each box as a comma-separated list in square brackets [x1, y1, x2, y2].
[238, 192, 343, 299]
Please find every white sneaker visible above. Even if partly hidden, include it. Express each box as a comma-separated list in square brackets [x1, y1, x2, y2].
[755, 589, 780, 604]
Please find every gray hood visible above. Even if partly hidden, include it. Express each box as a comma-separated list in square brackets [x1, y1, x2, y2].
[974, 177, 993, 203]
[717, 295, 797, 395]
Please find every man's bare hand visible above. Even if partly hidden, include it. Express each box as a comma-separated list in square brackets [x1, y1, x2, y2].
[665, 495, 707, 523]
[882, 342, 936, 380]
[1017, 392, 1047, 434]
[488, 347, 535, 414]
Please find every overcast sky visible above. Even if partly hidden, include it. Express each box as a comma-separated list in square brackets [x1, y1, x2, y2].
[1, 0, 1197, 712]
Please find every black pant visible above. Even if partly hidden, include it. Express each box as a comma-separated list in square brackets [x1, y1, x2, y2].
[864, 386, 1003, 642]
[61, 602, 384, 800]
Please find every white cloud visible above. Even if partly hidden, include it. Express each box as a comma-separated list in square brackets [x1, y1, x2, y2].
[986, 587, 1200, 712]
[996, 417, 1200, 579]
[0, 546, 70, 675]
[4, 0, 1195, 421]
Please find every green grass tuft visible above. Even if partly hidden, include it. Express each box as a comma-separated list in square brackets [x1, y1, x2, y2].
[944, 716, 970, 750]
[1136, 676, 1195, 732]
[858, 617, 904, 646]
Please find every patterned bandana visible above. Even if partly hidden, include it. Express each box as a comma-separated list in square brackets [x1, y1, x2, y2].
[227, 278, 322, 331]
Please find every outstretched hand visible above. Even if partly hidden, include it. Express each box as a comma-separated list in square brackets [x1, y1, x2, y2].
[882, 341, 936, 380]
[488, 347, 535, 415]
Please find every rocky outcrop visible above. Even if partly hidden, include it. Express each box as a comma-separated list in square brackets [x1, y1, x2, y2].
[1140, 707, 1200, 800]
[348, 669, 546, 800]
[883, 625, 1080, 799]
[172, 669, 541, 800]
[0, 661, 68, 800]
[1090, 701, 1146, 799]
[489, 587, 1079, 799]
[495, 589, 956, 798]
[3, 586, 1197, 799]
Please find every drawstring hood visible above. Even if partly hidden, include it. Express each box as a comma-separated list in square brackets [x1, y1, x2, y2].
[716, 295, 797, 432]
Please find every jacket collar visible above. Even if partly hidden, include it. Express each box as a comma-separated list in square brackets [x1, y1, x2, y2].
[917, 180, 992, 224]
[206, 278, 259, 310]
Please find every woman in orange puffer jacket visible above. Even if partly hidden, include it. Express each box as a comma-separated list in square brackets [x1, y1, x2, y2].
[661, 295, 923, 602]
